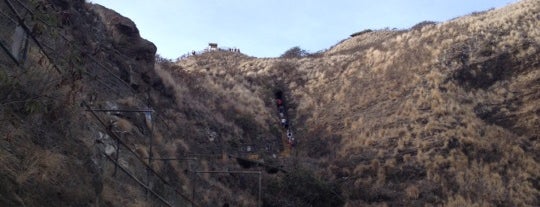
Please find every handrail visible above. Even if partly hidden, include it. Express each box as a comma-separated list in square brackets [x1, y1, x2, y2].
[4, 0, 62, 74]
[0, 40, 20, 65]
[83, 101, 200, 207]
[3, 0, 136, 95]
[1, 1, 203, 205]
[104, 153, 173, 207]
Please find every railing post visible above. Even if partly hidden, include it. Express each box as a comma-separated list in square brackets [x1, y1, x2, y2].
[146, 109, 153, 201]
[258, 171, 262, 207]
[113, 133, 120, 176]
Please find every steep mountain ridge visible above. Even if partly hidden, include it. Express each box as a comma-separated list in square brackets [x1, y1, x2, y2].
[165, 0, 539, 205]
[0, 0, 538, 206]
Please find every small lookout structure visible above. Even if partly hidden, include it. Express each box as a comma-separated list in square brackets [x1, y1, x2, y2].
[208, 43, 218, 51]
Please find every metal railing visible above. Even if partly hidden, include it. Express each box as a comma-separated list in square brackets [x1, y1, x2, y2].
[0, 0, 200, 205]
[84, 102, 200, 207]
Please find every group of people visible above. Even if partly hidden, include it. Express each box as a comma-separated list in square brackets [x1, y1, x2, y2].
[276, 98, 295, 146]
[180, 47, 241, 59]
[227, 48, 241, 53]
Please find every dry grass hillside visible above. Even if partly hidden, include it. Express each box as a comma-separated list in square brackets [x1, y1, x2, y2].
[0, 0, 538, 206]
[159, 0, 539, 206]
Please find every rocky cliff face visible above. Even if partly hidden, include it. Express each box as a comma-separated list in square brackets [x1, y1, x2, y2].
[90, 4, 158, 90]
[0, 0, 538, 206]
[0, 0, 161, 206]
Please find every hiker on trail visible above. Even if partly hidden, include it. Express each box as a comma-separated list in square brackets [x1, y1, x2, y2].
[278, 105, 285, 113]
[279, 112, 284, 118]
[287, 129, 293, 144]
[276, 98, 283, 107]
[281, 118, 288, 128]
[287, 130, 295, 146]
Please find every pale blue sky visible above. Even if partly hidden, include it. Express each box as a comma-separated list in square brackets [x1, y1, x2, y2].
[88, 0, 517, 59]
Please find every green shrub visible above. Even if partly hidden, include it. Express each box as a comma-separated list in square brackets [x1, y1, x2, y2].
[280, 46, 309, 58]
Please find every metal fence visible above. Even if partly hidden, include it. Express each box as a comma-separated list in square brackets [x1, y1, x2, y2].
[84, 102, 199, 207]
[0, 0, 199, 206]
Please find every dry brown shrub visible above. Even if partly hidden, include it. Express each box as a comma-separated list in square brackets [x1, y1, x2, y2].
[405, 185, 420, 200]
[114, 118, 134, 133]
